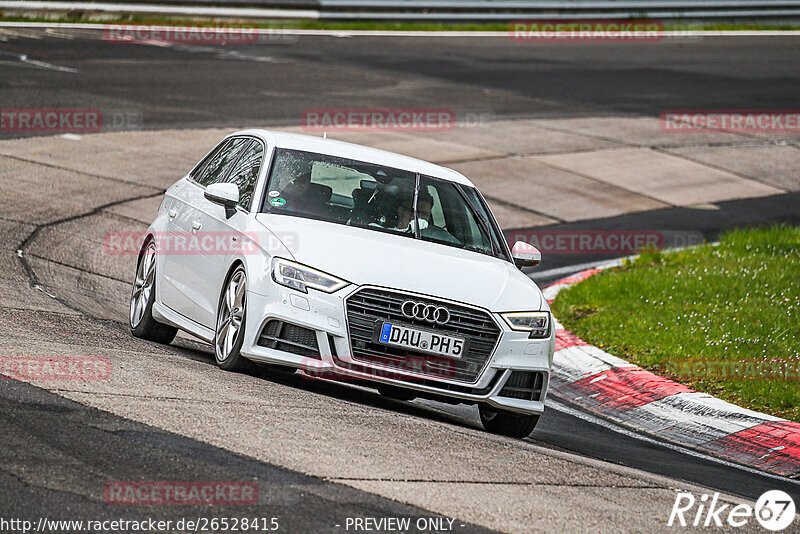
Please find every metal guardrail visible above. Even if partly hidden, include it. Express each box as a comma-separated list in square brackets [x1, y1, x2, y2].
[319, 10, 800, 20]
[316, 0, 800, 20]
[319, 0, 800, 7]
[5, 0, 800, 20]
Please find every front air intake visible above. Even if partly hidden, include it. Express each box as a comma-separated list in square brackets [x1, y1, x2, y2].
[258, 320, 320, 359]
[499, 371, 544, 401]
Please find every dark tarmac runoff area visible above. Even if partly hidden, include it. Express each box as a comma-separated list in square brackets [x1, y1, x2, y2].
[0, 26, 799, 533]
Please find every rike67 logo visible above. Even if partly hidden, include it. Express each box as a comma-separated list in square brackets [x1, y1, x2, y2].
[668, 490, 796, 531]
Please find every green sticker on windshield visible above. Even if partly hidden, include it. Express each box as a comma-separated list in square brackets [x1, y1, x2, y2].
[270, 197, 286, 208]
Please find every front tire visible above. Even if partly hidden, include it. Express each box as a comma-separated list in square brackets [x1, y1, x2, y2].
[479, 404, 539, 438]
[129, 240, 177, 344]
[214, 266, 253, 372]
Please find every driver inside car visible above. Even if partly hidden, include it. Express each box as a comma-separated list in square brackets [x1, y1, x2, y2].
[393, 191, 433, 233]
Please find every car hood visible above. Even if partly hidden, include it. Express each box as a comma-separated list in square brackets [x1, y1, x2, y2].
[255, 214, 545, 312]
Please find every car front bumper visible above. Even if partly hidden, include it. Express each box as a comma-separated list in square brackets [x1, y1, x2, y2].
[240, 283, 554, 416]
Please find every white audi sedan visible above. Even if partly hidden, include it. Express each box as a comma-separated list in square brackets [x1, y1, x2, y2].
[130, 130, 554, 437]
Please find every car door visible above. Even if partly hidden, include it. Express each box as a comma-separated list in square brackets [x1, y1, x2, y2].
[181, 137, 261, 328]
[158, 141, 228, 314]
[162, 137, 250, 324]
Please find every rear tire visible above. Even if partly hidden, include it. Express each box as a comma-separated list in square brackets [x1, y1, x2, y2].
[479, 404, 539, 438]
[129, 240, 177, 344]
[214, 266, 254, 372]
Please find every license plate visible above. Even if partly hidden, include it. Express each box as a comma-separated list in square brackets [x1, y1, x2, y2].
[376, 322, 466, 359]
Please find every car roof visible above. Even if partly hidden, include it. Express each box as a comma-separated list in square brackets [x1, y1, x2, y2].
[228, 129, 476, 187]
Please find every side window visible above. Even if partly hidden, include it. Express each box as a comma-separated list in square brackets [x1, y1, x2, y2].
[462, 187, 508, 259]
[194, 138, 249, 187]
[190, 141, 226, 180]
[424, 184, 446, 227]
[225, 140, 264, 209]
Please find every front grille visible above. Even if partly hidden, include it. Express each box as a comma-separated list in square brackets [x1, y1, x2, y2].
[499, 371, 544, 401]
[345, 288, 501, 383]
[258, 320, 320, 359]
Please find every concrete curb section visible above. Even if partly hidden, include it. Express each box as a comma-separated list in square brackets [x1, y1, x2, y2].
[544, 265, 800, 478]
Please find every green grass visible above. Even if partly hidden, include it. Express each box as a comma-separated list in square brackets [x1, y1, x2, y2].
[551, 225, 800, 422]
[1, 14, 800, 32]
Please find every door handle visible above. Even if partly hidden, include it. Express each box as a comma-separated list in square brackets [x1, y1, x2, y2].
[191, 221, 202, 232]
[168, 209, 177, 219]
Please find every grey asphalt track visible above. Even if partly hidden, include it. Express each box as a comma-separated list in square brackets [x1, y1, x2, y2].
[1, 29, 800, 131]
[0, 377, 494, 533]
[1, 27, 799, 533]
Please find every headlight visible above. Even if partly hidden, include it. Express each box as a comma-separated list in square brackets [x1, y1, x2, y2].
[271, 258, 349, 294]
[500, 311, 550, 338]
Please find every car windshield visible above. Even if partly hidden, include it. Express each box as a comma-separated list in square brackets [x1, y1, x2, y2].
[261, 148, 509, 261]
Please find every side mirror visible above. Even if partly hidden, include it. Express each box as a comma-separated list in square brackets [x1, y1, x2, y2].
[204, 183, 239, 218]
[511, 241, 541, 268]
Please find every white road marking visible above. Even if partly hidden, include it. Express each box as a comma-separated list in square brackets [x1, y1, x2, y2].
[552, 344, 629, 382]
[760, 446, 787, 460]
[22, 55, 77, 72]
[546, 397, 800, 487]
[589, 373, 608, 384]
[532, 257, 628, 282]
[0, 50, 77, 72]
[621, 392, 783, 448]
[169, 43, 278, 63]
[34, 284, 57, 298]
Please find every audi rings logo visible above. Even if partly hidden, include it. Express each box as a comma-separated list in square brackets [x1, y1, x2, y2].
[401, 300, 451, 325]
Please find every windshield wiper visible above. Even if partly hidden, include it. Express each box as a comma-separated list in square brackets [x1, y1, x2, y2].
[463, 244, 493, 257]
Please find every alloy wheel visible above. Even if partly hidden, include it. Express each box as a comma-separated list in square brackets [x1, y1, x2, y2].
[216, 269, 246, 362]
[130, 242, 156, 328]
